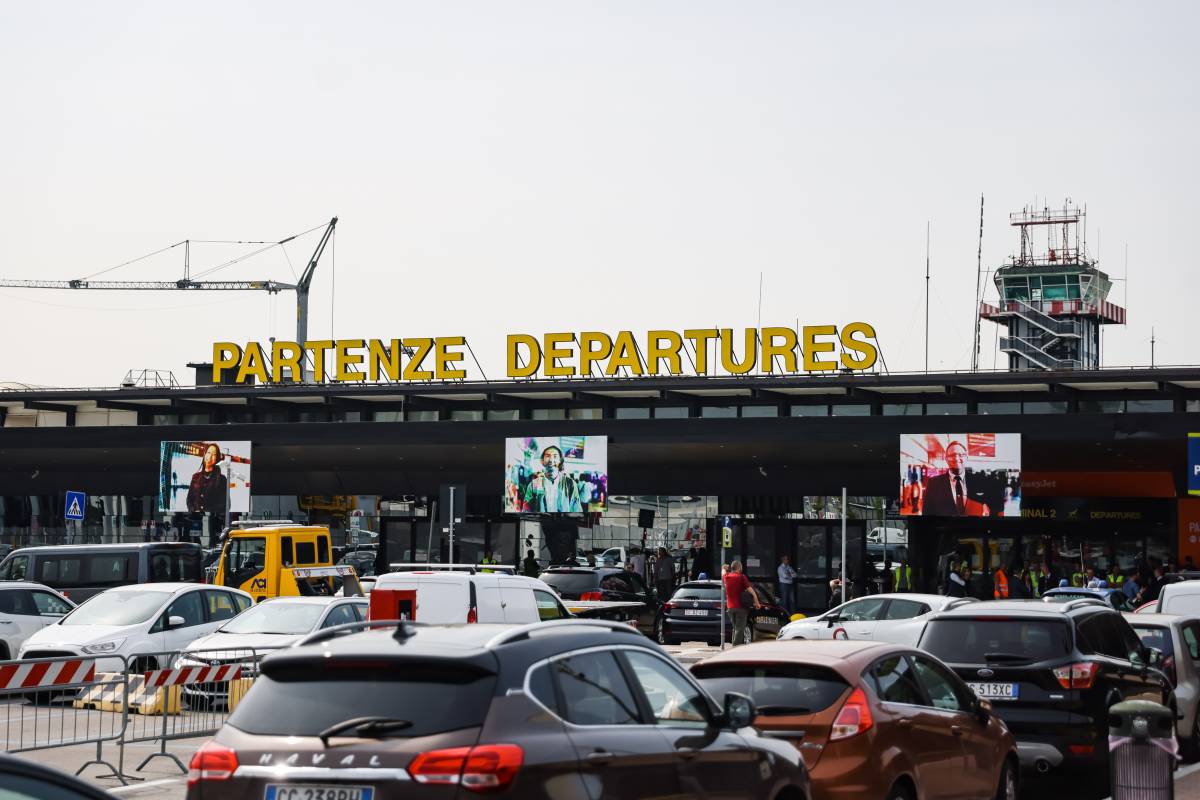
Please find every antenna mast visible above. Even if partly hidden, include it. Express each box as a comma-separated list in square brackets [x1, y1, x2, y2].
[924, 221, 930, 373]
[971, 194, 985, 371]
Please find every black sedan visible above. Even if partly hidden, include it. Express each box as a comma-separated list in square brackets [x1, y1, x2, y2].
[655, 580, 790, 645]
[539, 566, 660, 635]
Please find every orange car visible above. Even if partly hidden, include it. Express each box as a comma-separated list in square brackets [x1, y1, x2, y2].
[691, 640, 1018, 800]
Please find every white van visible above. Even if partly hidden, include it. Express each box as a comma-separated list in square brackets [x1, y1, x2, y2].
[368, 566, 569, 624]
[1155, 581, 1200, 615]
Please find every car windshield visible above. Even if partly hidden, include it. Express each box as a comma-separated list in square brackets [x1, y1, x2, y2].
[673, 585, 722, 601]
[693, 662, 848, 715]
[921, 618, 1073, 663]
[220, 602, 325, 635]
[1132, 626, 1174, 658]
[539, 571, 598, 594]
[61, 590, 172, 626]
[229, 663, 495, 737]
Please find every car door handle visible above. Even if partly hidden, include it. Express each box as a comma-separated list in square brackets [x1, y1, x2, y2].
[586, 750, 614, 766]
[677, 747, 699, 761]
[950, 725, 963, 737]
[897, 718, 913, 729]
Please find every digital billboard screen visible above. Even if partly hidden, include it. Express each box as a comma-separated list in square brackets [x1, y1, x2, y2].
[504, 435, 608, 513]
[899, 433, 1020, 517]
[159, 440, 252, 514]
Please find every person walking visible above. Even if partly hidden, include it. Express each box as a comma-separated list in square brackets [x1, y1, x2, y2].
[628, 547, 647, 584]
[947, 563, 968, 597]
[521, 549, 540, 578]
[655, 547, 675, 604]
[993, 564, 1010, 599]
[724, 560, 761, 646]
[776, 555, 796, 616]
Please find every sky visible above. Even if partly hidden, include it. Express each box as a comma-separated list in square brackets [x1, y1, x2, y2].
[0, 0, 1195, 387]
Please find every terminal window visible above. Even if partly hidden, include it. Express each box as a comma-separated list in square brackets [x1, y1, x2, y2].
[978, 402, 1020, 415]
[654, 407, 688, 419]
[741, 406, 778, 418]
[830, 404, 871, 417]
[615, 407, 650, 419]
[790, 405, 827, 417]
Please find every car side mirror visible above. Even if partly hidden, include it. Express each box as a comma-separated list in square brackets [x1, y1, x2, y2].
[826, 616, 837, 627]
[723, 692, 756, 730]
[1146, 647, 1164, 668]
[168, 615, 186, 629]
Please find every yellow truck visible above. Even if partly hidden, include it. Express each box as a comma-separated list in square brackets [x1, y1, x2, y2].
[214, 522, 361, 603]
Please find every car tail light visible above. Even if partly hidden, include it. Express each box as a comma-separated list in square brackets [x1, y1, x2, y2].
[409, 744, 523, 792]
[1053, 661, 1099, 690]
[662, 602, 676, 611]
[188, 741, 238, 786]
[830, 687, 873, 740]
[466, 606, 478, 624]
[1068, 744, 1095, 756]
[580, 591, 604, 601]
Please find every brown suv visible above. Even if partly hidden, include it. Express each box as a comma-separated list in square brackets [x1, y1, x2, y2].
[691, 640, 1018, 800]
[186, 619, 810, 799]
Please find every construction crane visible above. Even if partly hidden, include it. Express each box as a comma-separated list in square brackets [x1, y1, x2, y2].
[0, 217, 337, 344]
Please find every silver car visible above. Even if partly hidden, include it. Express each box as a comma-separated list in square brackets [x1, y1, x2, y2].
[1126, 612, 1200, 760]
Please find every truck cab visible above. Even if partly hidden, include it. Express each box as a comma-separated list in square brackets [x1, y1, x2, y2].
[215, 523, 358, 603]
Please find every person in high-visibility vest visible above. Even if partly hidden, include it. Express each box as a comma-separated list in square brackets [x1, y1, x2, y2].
[480, 552, 497, 574]
[993, 565, 1010, 599]
[1105, 570, 1125, 588]
[894, 560, 914, 593]
[1071, 570, 1085, 587]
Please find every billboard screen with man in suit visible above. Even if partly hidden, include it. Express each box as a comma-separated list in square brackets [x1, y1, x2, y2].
[899, 433, 1021, 517]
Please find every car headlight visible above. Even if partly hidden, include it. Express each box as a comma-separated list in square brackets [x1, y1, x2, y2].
[81, 638, 125, 655]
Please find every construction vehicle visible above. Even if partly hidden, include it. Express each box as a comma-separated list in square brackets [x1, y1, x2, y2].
[214, 521, 361, 603]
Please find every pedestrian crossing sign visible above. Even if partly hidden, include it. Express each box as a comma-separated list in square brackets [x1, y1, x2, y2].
[65, 491, 86, 521]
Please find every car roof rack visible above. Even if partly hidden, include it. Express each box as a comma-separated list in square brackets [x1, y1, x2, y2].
[294, 619, 423, 648]
[485, 619, 644, 649]
[387, 563, 518, 575]
[945, 597, 978, 610]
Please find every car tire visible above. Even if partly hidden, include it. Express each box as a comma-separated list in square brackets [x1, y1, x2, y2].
[994, 757, 1018, 800]
[885, 780, 914, 800]
[1183, 714, 1200, 763]
[129, 656, 158, 674]
[743, 623, 755, 644]
[655, 618, 671, 646]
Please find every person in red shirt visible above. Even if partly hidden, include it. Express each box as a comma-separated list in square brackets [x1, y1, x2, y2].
[723, 560, 761, 646]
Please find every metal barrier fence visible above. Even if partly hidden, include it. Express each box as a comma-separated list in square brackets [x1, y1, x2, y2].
[0, 646, 276, 783]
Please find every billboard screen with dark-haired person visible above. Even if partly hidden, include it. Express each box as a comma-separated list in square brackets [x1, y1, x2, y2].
[899, 433, 1021, 517]
[504, 435, 608, 513]
[158, 440, 252, 514]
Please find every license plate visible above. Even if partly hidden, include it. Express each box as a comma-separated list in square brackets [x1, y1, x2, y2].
[968, 682, 1019, 700]
[755, 617, 775, 625]
[265, 785, 374, 800]
[683, 609, 709, 616]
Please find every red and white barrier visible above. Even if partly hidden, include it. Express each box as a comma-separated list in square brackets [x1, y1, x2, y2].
[0, 659, 96, 690]
[142, 665, 242, 688]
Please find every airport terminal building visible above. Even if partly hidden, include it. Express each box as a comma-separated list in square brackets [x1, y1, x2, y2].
[1, 360, 1197, 613]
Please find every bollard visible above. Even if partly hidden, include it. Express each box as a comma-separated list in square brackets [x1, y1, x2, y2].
[1109, 699, 1176, 800]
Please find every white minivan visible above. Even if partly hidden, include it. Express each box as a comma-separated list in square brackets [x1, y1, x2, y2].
[19, 583, 253, 672]
[369, 566, 570, 624]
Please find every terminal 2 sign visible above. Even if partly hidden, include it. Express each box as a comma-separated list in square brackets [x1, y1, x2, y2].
[211, 324, 879, 384]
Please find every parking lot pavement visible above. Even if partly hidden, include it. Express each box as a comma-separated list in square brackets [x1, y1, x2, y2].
[662, 640, 724, 664]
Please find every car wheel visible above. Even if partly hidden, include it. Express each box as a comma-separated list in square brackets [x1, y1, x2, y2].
[743, 623, 755, 644]
[129, 656, 158, 674]
[994, 758, 1018, 800]
[1183, 714, 1200, 763]
[655, 617, 669, 645]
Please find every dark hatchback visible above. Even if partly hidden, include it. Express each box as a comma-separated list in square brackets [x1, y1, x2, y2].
[539, 567, 660, 635]
[186, 620, 810, 800]
[656, 581, 789, 645]
[917, 599, 1172, 788]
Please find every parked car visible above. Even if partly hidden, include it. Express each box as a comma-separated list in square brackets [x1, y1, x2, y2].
[186, 619, 810, 800]
[917, 599, 1172, 788]
[0, 582, 74, 660]
[1125, 612, 1200, 759]
[0, 752, 114, 800]
[654, 580, 787, 645]
[1042, 586, 1134, 612]
[538, 566, 659, 635]
[369, 565, 571, 624]
[779, 593, 974, 646]
[1152, 581, 1200, 616]
[337, 548, 378, 577]
[177, 596, 369, 707]
[0, 543, 202, 602]
[692, 639, 1019, 800]
[19, 583, 253, 672]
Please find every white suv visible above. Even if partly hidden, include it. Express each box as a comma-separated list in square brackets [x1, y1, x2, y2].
[0, 582, 74, 660]
[19, 583, 252, 672]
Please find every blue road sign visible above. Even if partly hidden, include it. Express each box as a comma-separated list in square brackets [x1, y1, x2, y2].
[65, 491, 86, 520]
[1189, 433, 1200, 497]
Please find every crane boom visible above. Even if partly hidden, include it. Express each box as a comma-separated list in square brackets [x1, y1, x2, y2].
[0, 216, 337, 347]
[0, 278, 295, 291]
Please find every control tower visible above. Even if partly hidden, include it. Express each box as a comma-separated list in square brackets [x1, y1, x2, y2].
[980, 204, 1125, 371]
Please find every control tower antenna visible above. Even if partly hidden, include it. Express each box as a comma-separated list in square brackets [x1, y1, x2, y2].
[979, 202, 1125, 371]
[971, 194, 985, 372]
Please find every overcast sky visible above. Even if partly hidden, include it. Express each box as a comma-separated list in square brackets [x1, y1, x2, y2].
[0, 1, 1195, 387]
